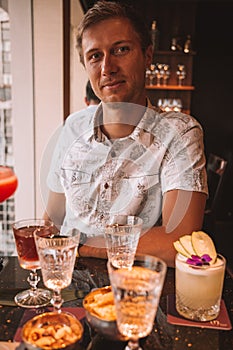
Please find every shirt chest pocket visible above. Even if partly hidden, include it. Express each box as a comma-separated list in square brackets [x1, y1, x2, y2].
[123, 173, 159, 191]
[61, 168, 93, 191]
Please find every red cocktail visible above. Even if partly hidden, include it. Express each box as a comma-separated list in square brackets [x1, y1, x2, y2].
[12, 219, 54, 308]
[13, 225, 51, 270]
[0, 165, 18, 202]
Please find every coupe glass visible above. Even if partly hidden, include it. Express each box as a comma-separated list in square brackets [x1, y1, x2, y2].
[0, 165, 18, 202]
[12, 219, 53, 308]
[34, 228, 80, 313]
[108, 254, 167, 350]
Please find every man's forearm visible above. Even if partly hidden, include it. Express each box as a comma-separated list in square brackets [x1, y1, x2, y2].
[78, 235, 108, 259]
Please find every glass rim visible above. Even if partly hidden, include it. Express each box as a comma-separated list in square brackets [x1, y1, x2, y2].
[12, 218, 54, 229]
[34, 228, 80, 240]
[105, 215, 143, 228]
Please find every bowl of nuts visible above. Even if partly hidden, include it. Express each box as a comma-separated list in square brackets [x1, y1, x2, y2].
[22, 311, 83, 349]
[83, 286, 127, 341]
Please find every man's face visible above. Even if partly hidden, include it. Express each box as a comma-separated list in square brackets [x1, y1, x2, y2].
[82, 18, 152, 106]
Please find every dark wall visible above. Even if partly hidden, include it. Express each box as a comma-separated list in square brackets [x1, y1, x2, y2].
[192, 1, 233, 155]
[192, 1, 233, 220]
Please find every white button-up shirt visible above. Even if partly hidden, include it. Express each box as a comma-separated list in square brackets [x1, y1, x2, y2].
[53, 102, 208, 235]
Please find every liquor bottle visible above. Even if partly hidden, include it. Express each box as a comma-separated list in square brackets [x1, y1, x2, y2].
[151, 20, 159, 62]
[184, 35, 192, 53]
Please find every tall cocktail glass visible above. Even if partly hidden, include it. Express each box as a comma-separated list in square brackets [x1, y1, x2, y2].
[12, 219, 53, 308]
[108, 254, 167, 350]
[34, 228, 80, 313]
[175, 253, 226, 321]
[104, 215, 143, 268]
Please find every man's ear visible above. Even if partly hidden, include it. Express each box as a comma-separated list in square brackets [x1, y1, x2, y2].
[84, 97, 90, 106]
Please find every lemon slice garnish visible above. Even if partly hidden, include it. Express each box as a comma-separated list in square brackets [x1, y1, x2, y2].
[173, 240, 191, 258]
[191, 231, 217, 264]
[179, 235, 197, 256]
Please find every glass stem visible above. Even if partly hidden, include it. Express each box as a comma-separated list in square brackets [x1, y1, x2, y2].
[51, 290, 64, 313]
[125, 339, 142, 350]
[27, 269, 40, 291]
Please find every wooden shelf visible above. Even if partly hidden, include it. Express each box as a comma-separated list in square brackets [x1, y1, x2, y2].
[146, 85, 195, 91]
[155, 50, 196, 56]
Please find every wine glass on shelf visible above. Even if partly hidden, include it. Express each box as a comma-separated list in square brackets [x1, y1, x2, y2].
[162, 64, 170, 86]
[172, 98, 183, 112]
[12, 219, 54, 308]
[176, 64, 186, 86]
[0, 165, 18, 202]
[34, 228, 80, 313]
[108, 254, 167, 350]
[155, 63, 163, 86]
[149, 64, 156, 86]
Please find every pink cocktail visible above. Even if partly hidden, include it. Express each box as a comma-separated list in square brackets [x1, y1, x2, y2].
[0, 165, 18, 202]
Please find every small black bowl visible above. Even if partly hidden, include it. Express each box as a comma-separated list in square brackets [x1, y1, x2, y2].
[83, 286, 127, 341]
[22, 311, 83, 349]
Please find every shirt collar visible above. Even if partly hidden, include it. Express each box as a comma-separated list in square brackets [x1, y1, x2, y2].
[90, 99, 161, 146]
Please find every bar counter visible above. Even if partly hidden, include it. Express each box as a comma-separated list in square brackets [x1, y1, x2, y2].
[0, 256, 232, 349]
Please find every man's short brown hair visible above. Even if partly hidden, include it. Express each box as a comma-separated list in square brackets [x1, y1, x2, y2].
[77, 0, 152, 65]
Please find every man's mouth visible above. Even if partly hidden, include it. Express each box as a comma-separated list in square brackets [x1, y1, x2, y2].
[102, 80, 125, 89]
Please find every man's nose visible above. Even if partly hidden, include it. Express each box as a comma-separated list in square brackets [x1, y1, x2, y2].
[101, 53, 118, 75]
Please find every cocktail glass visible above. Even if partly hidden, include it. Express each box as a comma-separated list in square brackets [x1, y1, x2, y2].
[108, 254, 167, 350]
[12, 219, 53, 308]
[34, 228, 80, 313]
[0, 165, 18, 202]
[175, 253, 226, 321]
[104, 215, 143, 268]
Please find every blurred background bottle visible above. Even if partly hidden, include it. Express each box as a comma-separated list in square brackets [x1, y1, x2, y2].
[184, 35, 192, 53]
[151, 20, 160, 62]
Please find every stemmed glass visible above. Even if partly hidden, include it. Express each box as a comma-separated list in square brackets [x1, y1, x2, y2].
[155, 63, 164, 86]
[149, 64, 156, 86]
[12, 219, 53, 308]
[34, 228, 80, 313]
[176, 64, 186, 86]
[108, 254, 167, 350]
[162, 64, 170, 86]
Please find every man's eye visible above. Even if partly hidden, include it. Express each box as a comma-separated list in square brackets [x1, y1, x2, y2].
[113, 46, 130, 55]
[89, 52, 101, 61]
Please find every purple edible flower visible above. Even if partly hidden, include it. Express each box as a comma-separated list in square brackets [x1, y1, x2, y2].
[186, 254, 212, 266]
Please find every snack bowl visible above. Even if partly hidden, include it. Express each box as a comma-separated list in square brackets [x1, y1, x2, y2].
[83, 286, 127, 341]
[22, 311, 83, 349]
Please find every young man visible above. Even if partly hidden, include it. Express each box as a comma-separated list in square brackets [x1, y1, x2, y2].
[44, 1, 207, 267]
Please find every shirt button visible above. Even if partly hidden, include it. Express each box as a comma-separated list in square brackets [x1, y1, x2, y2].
[104, 183, 109, 189]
